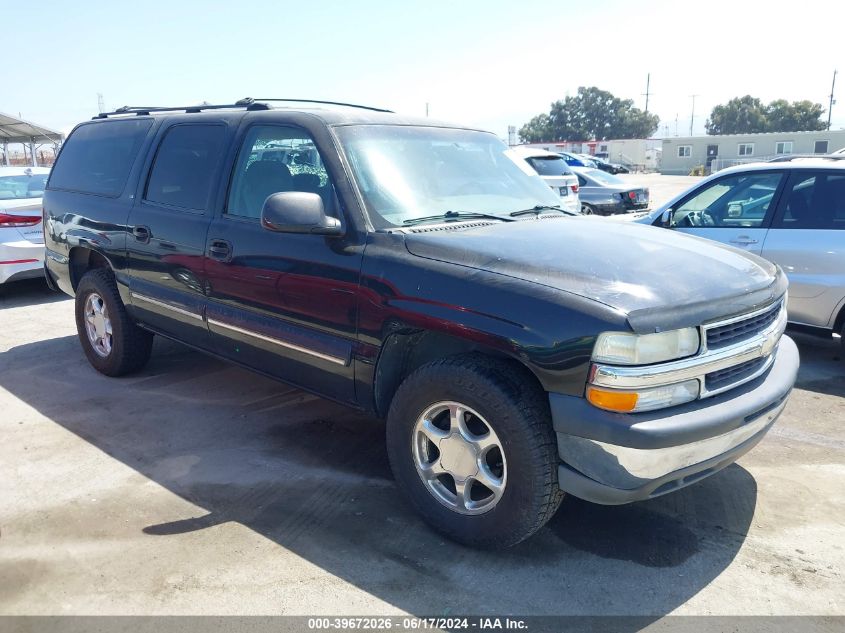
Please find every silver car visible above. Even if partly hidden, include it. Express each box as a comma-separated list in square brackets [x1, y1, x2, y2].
[571, 166, 649, 215]
[635, 157, 845, 350]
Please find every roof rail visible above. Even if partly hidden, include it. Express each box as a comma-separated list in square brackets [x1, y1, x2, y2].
[92, 97, 393, 119]
[93, 99, 270, 119]
[767, 153, 845, 163]
[250, 98, 393, 113]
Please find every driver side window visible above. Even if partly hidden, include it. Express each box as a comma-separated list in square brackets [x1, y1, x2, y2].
[673, 172, 784, 228]
[227, 125, 335, 220]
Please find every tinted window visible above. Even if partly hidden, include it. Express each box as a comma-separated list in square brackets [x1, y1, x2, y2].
[0, 173, 49, 200]
[581, 168, 624, 186]
[774, 172, 845, 230]
[228, 125, 333, 220]
[145, 125, 225, 210]
[48, 119, 152, 196]
[673, 172, 783, 228]
[526, 156, 573, 176]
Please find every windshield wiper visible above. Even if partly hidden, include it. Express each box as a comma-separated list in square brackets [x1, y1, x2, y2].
[402, 211, 515, 226]
[509, 204, 576, 217]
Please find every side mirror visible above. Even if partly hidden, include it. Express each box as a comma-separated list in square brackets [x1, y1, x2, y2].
[660, 208, 673, 227]
[261, 192, 343, 236]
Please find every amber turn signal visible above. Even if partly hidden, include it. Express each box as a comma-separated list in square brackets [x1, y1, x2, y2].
[586, 386, 639, 412]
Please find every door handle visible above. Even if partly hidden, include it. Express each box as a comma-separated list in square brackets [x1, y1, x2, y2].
[208, 239, 232, 261]
[729, 235, 758, 245]
[132, 225, 151, 242]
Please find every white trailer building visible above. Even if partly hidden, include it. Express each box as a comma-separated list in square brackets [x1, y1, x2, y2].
[660, 130, 845, 175]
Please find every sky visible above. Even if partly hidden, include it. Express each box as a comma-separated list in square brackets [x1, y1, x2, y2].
[4, 0, 844, 142]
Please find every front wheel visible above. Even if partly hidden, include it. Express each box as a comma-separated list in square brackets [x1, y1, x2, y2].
[840, 322, 844, 358]
[75, 269, 153, 376]
[386, 354, 563, 548]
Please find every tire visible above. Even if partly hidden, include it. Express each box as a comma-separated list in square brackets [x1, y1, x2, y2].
[840, 322, 844, 358]
[386, 354, 563, 548]
[74, 268, 153, 376]
[581, 204, 594, 215]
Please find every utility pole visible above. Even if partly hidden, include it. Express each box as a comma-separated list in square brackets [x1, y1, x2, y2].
[425, 102, 430, 117]
[674, 113, 679, 136]
[642, 73, 651, 113]
[828, 70, 837, 130]
[689, 95, 699, 136]
[97, 93, 105, 114]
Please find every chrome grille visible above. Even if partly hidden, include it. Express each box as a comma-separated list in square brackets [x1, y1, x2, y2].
[706, 301, 782, 350]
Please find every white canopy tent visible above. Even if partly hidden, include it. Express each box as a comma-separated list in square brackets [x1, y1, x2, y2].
[0, 111, 64, 166]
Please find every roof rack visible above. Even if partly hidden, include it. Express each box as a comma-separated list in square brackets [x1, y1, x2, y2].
[250, 98, 393, 113]
[767, 153, 845, 163]
[93, 97, 393, 119]
[93, 99, 269, 119]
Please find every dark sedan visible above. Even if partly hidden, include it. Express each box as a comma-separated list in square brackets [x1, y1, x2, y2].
[588, 155, 630, 174]
[572, 167, 648, 215]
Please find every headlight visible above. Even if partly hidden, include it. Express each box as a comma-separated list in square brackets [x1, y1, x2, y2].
[586, 380, 700, 413]
[592, 328, 700, 365]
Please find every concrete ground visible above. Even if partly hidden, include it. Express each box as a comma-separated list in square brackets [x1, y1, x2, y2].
[1, 175, 842, 617]
[615, 172, 704, 210]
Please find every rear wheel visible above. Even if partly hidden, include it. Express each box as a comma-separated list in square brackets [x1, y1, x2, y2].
[75, 269, 153, 376]
[581, 203, 595, 215]
[386, 354, 563, 548]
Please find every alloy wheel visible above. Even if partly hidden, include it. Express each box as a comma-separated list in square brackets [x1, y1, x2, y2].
[83, 292, 113, 357]
[412, 401, 507, 515]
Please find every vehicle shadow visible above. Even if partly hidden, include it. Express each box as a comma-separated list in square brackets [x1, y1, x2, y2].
[2, 334, 760, 619]
[0, 277, 66, 309]
[788, 330, 844, 398]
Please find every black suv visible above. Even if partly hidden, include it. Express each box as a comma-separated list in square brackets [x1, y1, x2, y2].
[43, 99, 799, 547]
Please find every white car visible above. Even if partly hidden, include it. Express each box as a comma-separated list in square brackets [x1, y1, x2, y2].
[0, 166, 50, 285]
[510, 147, 581, 214]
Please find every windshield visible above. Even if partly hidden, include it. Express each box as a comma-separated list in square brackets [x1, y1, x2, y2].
[526, 156, 573, 176]
[334, 126, 563, 227]
[0, 173, 49, 200]
[581, 168, 625, 186]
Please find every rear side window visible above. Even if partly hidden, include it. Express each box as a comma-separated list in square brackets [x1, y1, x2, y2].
[48, 119, 152, 196]
[145, 125, 226, 211]
[774, 172, 845, 230]
[525, 156, 573, 176]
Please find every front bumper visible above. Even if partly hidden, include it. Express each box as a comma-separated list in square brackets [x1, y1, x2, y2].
[550, 335, 799, 504]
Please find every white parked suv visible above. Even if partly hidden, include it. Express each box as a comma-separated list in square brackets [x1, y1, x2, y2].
[635, 156, 845, 350]
[510, 147, 581, 214]
[0, 166, 50, 285]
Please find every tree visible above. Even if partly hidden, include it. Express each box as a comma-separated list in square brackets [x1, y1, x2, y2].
[705, 96, 768, 134]
[518, 114, 551, 143]
[765, 99, 826, 132]
[519, 87, 659, 143]
[705, 96, 827, 134]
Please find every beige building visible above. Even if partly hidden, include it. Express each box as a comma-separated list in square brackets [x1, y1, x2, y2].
[660, 130, 845, 175]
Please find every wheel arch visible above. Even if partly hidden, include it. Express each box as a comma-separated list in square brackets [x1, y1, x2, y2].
[68, 246, 113, 292]
[372, 328, 546, 418]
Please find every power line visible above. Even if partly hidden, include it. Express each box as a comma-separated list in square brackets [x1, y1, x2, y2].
[642, 73, 652, 114]
[828, 70, 837, 130]
[689, 95, 699, 136]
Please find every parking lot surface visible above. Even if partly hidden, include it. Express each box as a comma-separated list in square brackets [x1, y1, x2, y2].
[1, 175, 843, 617]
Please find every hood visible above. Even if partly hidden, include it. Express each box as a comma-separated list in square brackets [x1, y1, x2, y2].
[403, 217, 785, 333]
